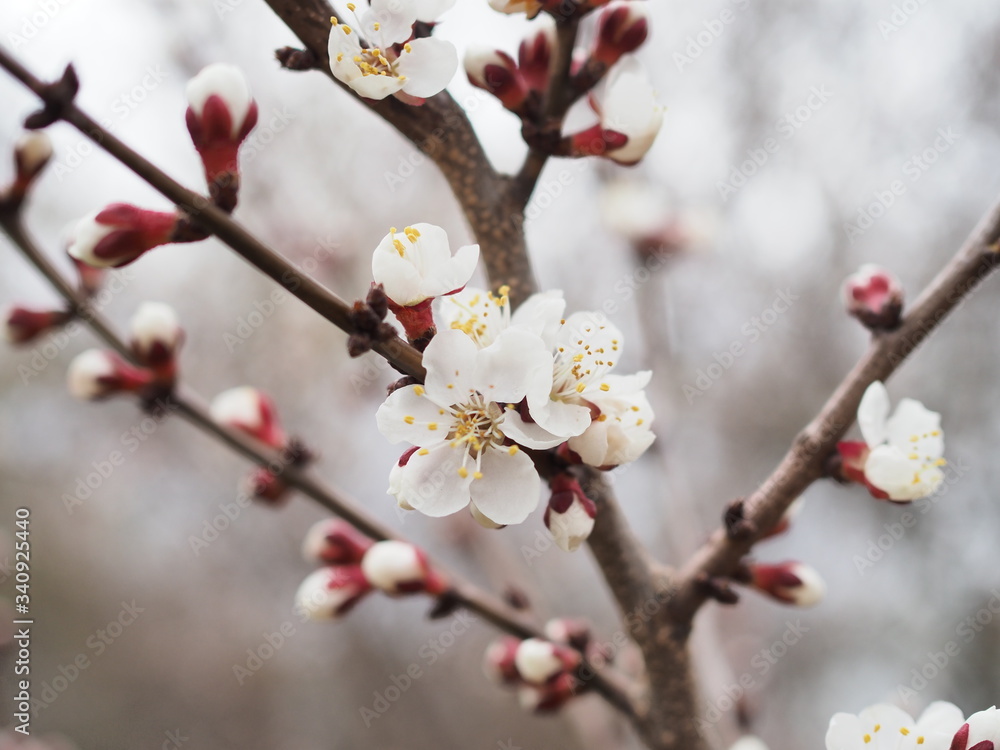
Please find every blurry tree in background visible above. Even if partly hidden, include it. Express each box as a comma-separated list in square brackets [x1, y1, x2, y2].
[0, 1, 999, 750]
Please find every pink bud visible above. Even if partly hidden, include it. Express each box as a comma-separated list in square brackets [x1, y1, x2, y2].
[302, 519, 373, 565]
[513, 638, 581, 686]
[543, 617, 592, 652]
[563, 124, 629, 158]
[185, 64, 258, 193]
[360, 540, 446, 596]
[242, 468, 290, 506]
[465, 48, 530, 113]
[71, 256, 106, 297]
[517, 671, 577, 713]
[67, 204, 178, 268]
[295, 565, 372, 621]
[3, 306, 71, 345]
[592, 2, 649, 66]
[544, 475, 597, 552]
[12, 132, 53, 195]
[842, 264, 904, 330]
[518, 17, 554, 92]
[209, 387, 288, 449]
[129, 302, 183, 376]
[952, 707, 1000, 750]
[483, 636, 522, 685]
[835, 441, 889, 500]
[749, 561, 826, 607]
[66, 349, 154, 401]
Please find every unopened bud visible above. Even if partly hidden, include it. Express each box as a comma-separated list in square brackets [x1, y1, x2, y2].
[242, 468, 289, 505]
[954, 707, 1000, 750]
[67, 204, 178, 268]
[513, 638, 581, 685]
[465, 48, 529, 113]
[842, 264, 904, 331]
[185, 63, 258, 208]
[129, 302, 183, 372]
[295, 565, 371, 621]
[483, 636, 522, 685]
[209, 386, 288, 449]
[3, 306, 71, 345]
[67, 349, 153, 401]
[544, 475, 596, 552]
[562, 124, 629, 158]
[543, 617, 592, 652]
[11, 131, 53, 197]
[302, 519, 373, 565]
[517, 671, 577, 713]
[592, 2, 649, 66]
[749, 561, 826, 607]
[360, 540, 446, 596]
[518, 16, 554, 91]
[71, 256, 106, 297]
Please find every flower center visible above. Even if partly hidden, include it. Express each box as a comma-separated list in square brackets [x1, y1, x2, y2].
[447, 286, 510, 346]
[551, 328, 617, 399]
[448, 394, 504, 457]
[331, 6, 411, 81]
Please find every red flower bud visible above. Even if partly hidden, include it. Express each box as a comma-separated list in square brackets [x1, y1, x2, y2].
[67, 349, 154, 401]
[302, 519, 374, 565]
[3, 306, 71, 345]
[748, 561, 826, 607]
[67, 204, 178, 269]
[593, 2, 649, 66]
[842, 264, 904, 330]
[465, 48, 530, 113]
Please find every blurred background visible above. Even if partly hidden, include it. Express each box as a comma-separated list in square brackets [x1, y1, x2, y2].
[1, 0, 999, 748]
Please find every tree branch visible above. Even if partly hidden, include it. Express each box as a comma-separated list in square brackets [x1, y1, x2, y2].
[0, 45, 425, 381]
[667, 197, 1000, 625]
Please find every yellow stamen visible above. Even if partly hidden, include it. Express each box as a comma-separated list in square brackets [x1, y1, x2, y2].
[900, 729, 911, 736]
[600, 383, 610, 392]
[457, 467, 468, 478]
[508, 445, 519, 455]
[393, 239, 406, 256]
[418, 448, 429, 456]
[575, 382, 586, 393]
[404, 416, 415, 425]
[427, 422, 438, 431]
[473, 471, 483, 480]
[863, 735, 871, 744]
[414, 385, 425, 396]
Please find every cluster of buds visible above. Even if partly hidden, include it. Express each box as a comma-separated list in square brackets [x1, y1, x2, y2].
[841, 264, 904, 331]
[67, 302, 183, 402]
[209, 386, 313, 506]
[483, 619, 593, 713]
[0, 132, 53, 211]
[295, 520, 446, 620]
[474, 2, 659, 166]
[185, 63, 258, 212]
[347, 284, 400, 356]
[544, 474, 597, 552]
[66, 64, 257, 273]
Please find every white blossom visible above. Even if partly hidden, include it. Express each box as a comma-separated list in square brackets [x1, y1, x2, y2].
[590, 55, 663, 165]
[376, 328, 554, 525]
[856, 381, 945, 502]
[827, 702, 966, 750]
[372, 223, 479, 307]
[328, 1, 458, 100]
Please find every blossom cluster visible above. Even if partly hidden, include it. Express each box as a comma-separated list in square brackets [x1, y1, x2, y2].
[370, 222, 655, 546]
[826, 702, 999, 750]
[295, 519, 446, 620]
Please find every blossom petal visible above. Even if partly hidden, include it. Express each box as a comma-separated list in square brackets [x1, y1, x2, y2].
[864, 445, 921, 500]
[365, 0, 418, 45]
[886, 397, 943, 458]
[474, 328, 553, 404]
[469, 447, 540, 525]
[397, 446, 472, 516]
[527, 398, 593, 441]
[413, 0, 456, 21]
[511, 290, 566, 346]
[423, 328, 480, 402]
[858, 380, 891, 448]
[397, 38, 459, 98]
[376, 385, 451, 445]
[499, 409, 569, 449]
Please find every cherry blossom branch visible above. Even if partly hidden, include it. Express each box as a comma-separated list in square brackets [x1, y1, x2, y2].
[0, 204, 639, 722]
[667, 198, 1000, 624]
[0, 46, 425, 381]
[262, 0, 539, 303]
